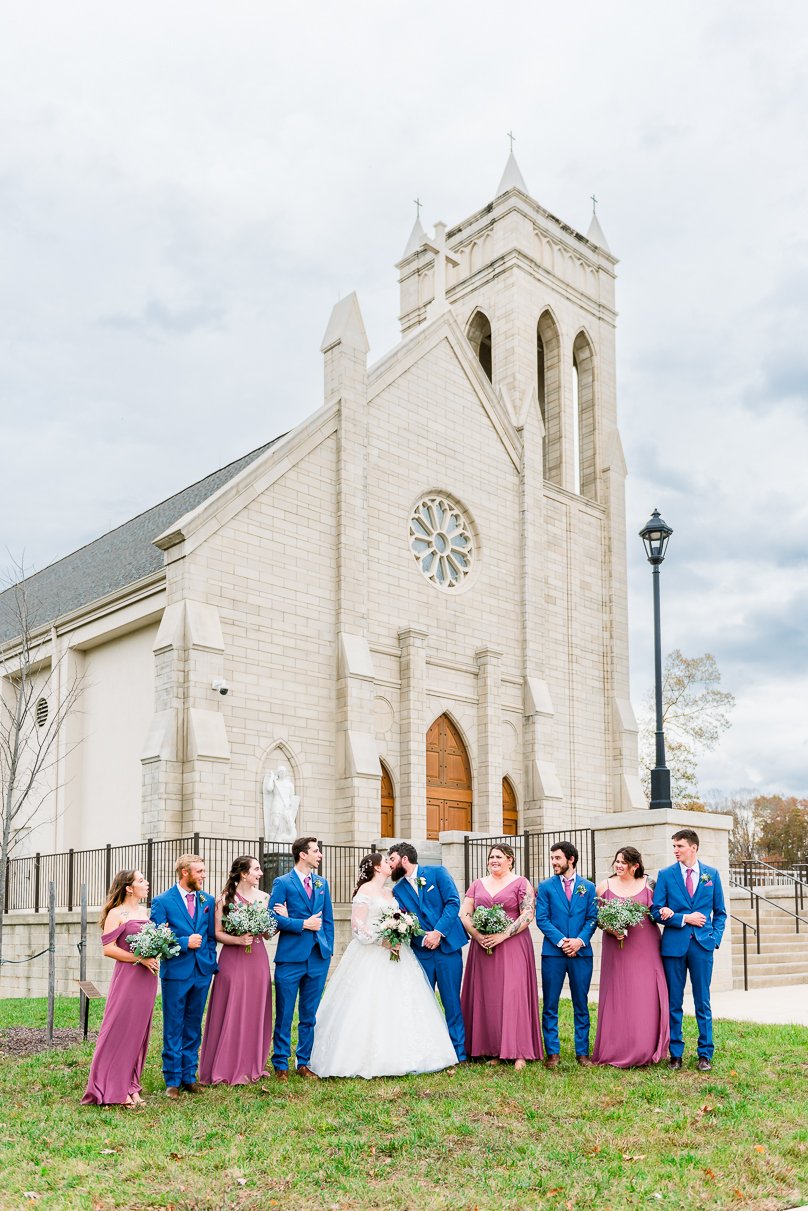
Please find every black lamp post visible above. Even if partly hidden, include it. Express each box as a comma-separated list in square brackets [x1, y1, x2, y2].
[639, 509, 673, 810]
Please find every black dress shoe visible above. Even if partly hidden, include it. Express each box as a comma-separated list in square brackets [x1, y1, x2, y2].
[668, 1057, 683, 1070]
[697, 1058, 712, 1072]
[182, 1081, 201, 1093]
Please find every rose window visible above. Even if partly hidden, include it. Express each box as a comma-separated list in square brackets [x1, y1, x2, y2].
[409, 496, 474, 590]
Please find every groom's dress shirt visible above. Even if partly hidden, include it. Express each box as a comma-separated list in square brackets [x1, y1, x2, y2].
[175, 883, 196, 915]
[679, 861, 700, 891]
[294, 868, 313, 891]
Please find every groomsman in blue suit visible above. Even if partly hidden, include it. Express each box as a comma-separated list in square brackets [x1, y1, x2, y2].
[652, 829, 727, 1071]
[150, 853, 218, 1097]
[388, 842, 468, 1063]
[268, 836, 334, 1080]
[535, 840, 598, 1067]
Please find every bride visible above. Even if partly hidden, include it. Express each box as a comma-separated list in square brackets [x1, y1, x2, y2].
[309, 852, 458, 1079]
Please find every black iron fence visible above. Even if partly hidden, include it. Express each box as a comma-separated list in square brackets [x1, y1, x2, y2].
[731, 859, 808, 896]
[464, 829, 597, 889]
[3, 835, 376, 912]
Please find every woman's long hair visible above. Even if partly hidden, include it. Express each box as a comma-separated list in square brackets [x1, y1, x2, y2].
[222, 854, 259, 910]
[613, 846, 645, 878]
[353, 852, 382, 899]
[99, 869, 137, 930]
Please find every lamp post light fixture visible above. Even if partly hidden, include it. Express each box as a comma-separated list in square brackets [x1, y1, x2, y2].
[639, 509, 673, 809]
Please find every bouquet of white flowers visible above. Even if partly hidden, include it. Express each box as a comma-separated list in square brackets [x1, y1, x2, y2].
[223, 901, 278, 953]
[127, 921, 181, 961]
[471, 904, 512, 955]
[596, 896, 649, 949]
[374, 904, 424, 962]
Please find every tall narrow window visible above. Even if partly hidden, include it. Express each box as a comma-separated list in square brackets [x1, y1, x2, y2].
[537, 311, 562, 485]
[466, 310, 492, 382]
[572, 332, 597, 501]
[572, 358, 581, 493]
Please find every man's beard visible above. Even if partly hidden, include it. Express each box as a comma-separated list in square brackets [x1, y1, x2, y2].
[389, 865, 406, 882]
[187, 872, 204, 891]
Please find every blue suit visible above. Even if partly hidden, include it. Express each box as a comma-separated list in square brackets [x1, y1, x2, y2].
[392, 865, 468, 1062]
[269, 869, 334, 1071]
[652, 862, 727, 1060]
[150, 885, 218, 1088]
[535, 874, 598, 1057]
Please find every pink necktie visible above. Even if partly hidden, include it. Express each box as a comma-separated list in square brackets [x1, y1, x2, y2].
[186, 892, 196, 916]
[564, 878, 573, 902]
[686, 868, 695, 898]
[304, 875, 313, 900]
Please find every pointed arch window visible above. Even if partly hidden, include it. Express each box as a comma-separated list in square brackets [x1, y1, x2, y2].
[466, 310, 492, 382]
[380, 762, 395, 837]
[572, 332, 597, 501]
[537, 311, 562, 484]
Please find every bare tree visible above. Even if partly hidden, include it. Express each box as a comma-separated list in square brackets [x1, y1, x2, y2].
[704, 790, 760, 861]
[0, 565, 84, 969]
[639, 650, 735, 809]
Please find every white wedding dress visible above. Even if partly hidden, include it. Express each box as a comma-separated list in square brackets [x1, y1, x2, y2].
[309, 892, 458, 1079]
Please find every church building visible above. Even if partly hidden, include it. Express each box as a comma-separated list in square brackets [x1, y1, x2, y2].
[1, 153, 645, 857]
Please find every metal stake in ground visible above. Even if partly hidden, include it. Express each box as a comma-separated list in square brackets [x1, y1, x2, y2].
[47, 881, 56, 1046]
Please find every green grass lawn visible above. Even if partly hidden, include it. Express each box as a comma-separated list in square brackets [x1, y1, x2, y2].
[0, 996, 805, 1211]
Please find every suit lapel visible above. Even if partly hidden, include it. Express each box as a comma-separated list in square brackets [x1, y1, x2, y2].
[173, 884, 196, 927]
[552, 876, 570, 915]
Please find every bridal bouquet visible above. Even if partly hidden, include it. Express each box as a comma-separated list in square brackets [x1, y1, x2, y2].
[126, 921, 181, 961]
[596, 897, 649, 949]
[471, 905, 511, 955]
[223, 901, 278, 954]
[375, 905, 424, 962]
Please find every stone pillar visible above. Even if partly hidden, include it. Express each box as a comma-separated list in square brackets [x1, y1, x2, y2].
[475, 646, 503, 834]
[141, 603, 185, 839]
[398, 625, 428, 838]
[324, 293, 381, 843]
[592, 808, 734, 991]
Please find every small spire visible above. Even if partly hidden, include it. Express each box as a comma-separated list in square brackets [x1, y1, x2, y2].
[496, 149, 528, 198]
[402, 198, 427, 258]
[586, 194, 610, 251]
[320, 292, 369, 354]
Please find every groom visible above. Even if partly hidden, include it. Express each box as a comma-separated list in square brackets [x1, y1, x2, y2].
[268, 836, 334, 1080]
[150, 852, 218, 1097]
[652, 828, 727, 1071]
[388, 842, 467, 1063]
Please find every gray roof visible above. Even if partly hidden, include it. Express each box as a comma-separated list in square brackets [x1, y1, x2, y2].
[0, 439, 280, 645]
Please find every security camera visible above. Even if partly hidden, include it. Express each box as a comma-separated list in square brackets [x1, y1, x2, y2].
[211, 678, 230, 696]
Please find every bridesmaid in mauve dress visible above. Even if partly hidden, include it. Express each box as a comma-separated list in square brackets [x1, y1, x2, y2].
[592, 846, 670, 1067]
[460, 844, 543, 1069]
[82, 870, 159, 1107]
[199, 854, 283, 1085]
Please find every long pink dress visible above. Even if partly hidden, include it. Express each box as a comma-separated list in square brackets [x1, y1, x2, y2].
[592, 884, 670, 1067]
[82, 918, 158, 1105]
[198, 895, 273, 1085]
[460, 877, 543, 1061]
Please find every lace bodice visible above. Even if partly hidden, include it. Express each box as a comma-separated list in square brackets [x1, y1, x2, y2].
[351, 892, 394, 945]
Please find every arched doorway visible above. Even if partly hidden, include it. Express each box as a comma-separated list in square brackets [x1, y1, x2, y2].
[502, 777, 518, 835]
[380, 762, 395, 837]
[426, 715, 472, 839]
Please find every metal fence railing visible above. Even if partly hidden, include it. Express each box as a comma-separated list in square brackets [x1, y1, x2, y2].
[463, 829, 597, 890]
[3, 835, 376, 912]
[730, 859, 808, 893]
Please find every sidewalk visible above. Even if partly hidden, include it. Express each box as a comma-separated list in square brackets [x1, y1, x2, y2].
[685, 982, 808, 1027]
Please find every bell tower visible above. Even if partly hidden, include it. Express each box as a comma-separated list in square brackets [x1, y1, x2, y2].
[396, 152, 643, 823]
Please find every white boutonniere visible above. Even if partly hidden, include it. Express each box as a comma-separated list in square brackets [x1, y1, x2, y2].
[700, 873, 713, 887]
[418, 876, 427, 888]
[575, 884, 588, 897]
[314, 879, 324, 891]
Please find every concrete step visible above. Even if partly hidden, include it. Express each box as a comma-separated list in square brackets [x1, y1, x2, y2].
[730, 937, 808, 955]
[734, 971, 808, 989]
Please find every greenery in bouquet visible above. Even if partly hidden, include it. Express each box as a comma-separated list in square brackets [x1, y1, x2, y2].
[375, 905, 424, 962]
[471, 904, 511, 955]
[223, 901, 278, 953]
[126, 920, 181, 960]
[596, 896, 649, 948]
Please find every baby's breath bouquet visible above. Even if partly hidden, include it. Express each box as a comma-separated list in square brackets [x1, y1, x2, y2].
[471, 905, 511, 955]
[596, 896, 649, 949]
[127, 921, 181, 960]
[375, 905, 423, 962]
[223, 901, 277, 953]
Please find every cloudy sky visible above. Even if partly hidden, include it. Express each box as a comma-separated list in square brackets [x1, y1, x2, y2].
[1, 1, 806, 797]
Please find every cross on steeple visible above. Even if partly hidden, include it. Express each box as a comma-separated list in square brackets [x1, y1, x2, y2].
[591, 193, 599, 215]
[507, 129, 516, 153]
[414, 197, 422, 220]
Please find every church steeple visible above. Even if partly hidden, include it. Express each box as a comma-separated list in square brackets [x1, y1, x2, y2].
[495, 142, 529, 197]
[402, 198, 427, 259]
[586, 199, 610, 252]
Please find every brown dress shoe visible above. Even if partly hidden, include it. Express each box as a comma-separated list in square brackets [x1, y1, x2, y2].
[274, 1069, 289, 1082]
[182, 1082, 201, 1093]
[544, 1054, 560, 1069]
[165, 1086, 181, 1099]
[668, 1056, 683, 1070]
[296, 1065, 319, 1079]
[576, 1055, 594, 1067]
[697, 1058, 712, 1072]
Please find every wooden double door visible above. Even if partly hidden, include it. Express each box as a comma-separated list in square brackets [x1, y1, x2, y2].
[426, 715, 473, 839]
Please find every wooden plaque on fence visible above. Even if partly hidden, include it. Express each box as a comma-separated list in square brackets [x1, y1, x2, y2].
[77, 981, 102, 998]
